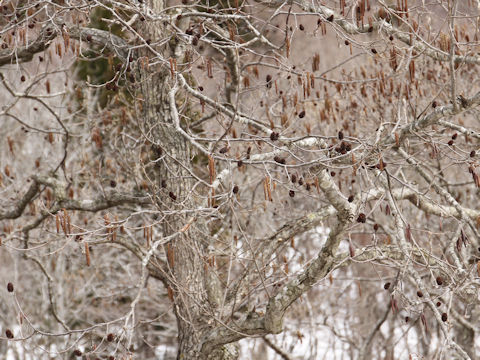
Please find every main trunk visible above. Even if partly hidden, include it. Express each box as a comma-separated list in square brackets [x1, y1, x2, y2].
[139, 3, 237, 359]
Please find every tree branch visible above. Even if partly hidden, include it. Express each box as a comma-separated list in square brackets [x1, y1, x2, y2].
[0, 23, 57, 66]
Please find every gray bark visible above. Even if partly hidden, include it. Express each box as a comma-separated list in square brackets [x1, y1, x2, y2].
[140, 2, 234, 358]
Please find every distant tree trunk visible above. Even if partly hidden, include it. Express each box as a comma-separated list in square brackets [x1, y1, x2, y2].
[454, 323, 476, 360]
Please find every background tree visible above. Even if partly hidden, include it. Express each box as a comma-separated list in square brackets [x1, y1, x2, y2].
[0, 0, 480, 359]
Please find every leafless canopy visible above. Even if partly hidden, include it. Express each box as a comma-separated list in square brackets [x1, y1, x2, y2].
[0, 0, 480, 359]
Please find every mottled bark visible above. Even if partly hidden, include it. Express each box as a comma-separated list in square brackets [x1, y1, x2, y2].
[139, 2, 233, 359]
[454, 321, 476, 360]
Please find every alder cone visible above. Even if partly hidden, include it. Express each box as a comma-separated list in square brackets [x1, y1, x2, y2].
[357, 213, 366, 223]
[274, 156, 286, 164]
[270, 131, 279, 141]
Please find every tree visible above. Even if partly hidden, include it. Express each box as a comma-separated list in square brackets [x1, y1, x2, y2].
[1, 0, 480, 359]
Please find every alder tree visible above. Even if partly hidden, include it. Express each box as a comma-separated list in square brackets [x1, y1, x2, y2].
[1, 0, 480, 359]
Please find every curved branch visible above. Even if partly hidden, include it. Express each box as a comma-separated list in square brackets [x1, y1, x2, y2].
[263, 214, 350, 334]
[66, 26, 129, 61]
[0, 23, 57, 66]
[0, 180, 39, 219]
[0, 22, 130, 68]
[0, 176, 151, 235]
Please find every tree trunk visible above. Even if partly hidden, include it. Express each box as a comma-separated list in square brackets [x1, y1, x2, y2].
[139, 3, 237, 359]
